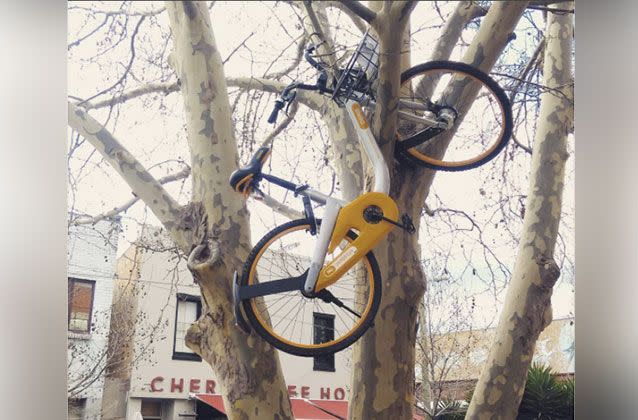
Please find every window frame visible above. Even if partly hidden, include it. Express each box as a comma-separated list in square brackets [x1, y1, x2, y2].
[140, 398, 163, 420]
[172, 293, 202, 362]
[313, 312, 336, 372]
[67, 278, 96, 334]
[67, 398, 86, 420]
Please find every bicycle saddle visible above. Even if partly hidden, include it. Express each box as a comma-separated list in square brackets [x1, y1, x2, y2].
[229, 146, 271, 197]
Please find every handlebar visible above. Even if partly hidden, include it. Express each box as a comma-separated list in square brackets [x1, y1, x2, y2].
[266, 44, 333, 124]
[267, 99, 285, 124]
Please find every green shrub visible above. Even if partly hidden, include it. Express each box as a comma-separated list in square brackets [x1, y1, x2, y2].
[517, 363, 574, 420]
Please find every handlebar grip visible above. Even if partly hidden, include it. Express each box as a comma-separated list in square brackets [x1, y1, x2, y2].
[267, 100, 285, 124]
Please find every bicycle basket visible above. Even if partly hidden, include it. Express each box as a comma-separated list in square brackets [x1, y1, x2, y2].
[332, 31, 379, 106]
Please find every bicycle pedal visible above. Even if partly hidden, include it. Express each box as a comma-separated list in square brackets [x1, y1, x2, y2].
[232, 270, 251, 333]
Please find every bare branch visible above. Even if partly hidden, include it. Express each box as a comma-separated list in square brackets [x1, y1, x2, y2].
[390, 1, 419, 23]
[73, 166, 191, 225]
[68, 102, 186, 246]
[261, 101, 299, 147]
[79, 82, 180, 110]
[68, 5, 167, 17]
[223, 31, 255, 64]
[340, 0, 377, 24]
[529, 0, 573, 6]
[508, 37, 546, 103]
[68, 14, 110, 50]
[527, 5, 574, 14]
[511, 132, 533, 155]
[430, 1, 489, 61]
[77, 16, 147, 106]
[74, 75, 320, 113]
[323, 1, 367, 33]
[266, 35, 308, 80]
[227, 77, 324, 110]
[302, 1, 338, 67]
[252, 192, 304, 220]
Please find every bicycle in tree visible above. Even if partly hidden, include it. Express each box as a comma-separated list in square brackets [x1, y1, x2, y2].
[230, 32, 512, 356]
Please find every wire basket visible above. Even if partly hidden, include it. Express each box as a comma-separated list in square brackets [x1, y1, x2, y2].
[332, 31, 379, 105]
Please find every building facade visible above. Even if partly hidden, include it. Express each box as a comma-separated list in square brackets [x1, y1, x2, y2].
[418, 317, 575, 403]
[67, 219, 121, 419]
[102, 228, 353, 420]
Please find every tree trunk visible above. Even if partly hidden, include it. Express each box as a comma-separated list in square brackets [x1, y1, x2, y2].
[348, 2, 527, 419]
[164, 2, 292, 418]
[466, 3, 573, 419]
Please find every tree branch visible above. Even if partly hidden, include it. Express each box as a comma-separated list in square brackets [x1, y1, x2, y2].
[252, 192, 304, 220]
[227, 77, 324, 110]
[79, 82, 180, 110]
[72, 166, 191, 225]
[323, 1, 367, 33]
[302, 1, 338, 68]
[340, 0, 377, 24]
[261, 101, 299, 147]
[68, 102, 186, 247]
[68, 4, 166, 17]
[77, 15, 147, 106]
[429, 1, 489, 61]
[74, 75, 322, 113]
[390, 1, 419, 23]
[266, 35, 309, 80]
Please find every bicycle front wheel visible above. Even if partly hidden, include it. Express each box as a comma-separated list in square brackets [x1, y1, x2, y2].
[240, 218, 381, 357]
[396, 61, 512, 171]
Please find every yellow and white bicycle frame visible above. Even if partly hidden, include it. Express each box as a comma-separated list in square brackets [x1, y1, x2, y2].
[302, 99, 398, 294]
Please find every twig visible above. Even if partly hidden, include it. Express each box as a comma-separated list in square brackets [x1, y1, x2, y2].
[77, 16, 147, 106]
[339, 0, 377, 25]
[73, 166, 191, 225]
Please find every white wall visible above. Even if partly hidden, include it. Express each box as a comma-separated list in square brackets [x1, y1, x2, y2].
[124, 235, 353, 419]
[67, 219, 120, 420]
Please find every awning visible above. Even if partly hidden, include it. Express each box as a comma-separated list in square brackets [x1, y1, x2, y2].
[290, 399, 341, 419]
[193, 394, 225, 413]
[194, 394, 424, 420]
[305, 400, 347, 419]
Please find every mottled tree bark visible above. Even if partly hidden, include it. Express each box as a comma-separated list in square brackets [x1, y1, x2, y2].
[466, 3, 573, 419]
[348, 2, 528, 419]
[164, 2, 292, 418]
[70, 1, 293, 418]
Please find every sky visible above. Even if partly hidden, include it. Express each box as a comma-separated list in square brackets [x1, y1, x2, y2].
[67, 1, 574, 331]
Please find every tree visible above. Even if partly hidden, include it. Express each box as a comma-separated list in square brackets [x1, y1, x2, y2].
[337, 2, 528, 418]
[68, 1, 571, 418]
[69, 2, 293, 417]
[466, 2, 574, 418]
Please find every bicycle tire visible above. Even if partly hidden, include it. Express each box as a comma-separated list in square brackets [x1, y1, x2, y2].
[240, 218, 381, 357]
[396, 61, 513, 171]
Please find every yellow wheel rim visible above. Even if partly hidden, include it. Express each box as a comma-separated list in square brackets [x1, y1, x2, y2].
[398, 68, 506, 167]
[247, 224, 376, 350]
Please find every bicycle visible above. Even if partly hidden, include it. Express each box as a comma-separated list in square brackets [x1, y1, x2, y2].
[229, 32, 512, 356]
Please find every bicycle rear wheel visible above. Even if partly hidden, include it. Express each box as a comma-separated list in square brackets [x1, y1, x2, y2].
[240, 218, 381, 357]
[396, 61, 512, 171]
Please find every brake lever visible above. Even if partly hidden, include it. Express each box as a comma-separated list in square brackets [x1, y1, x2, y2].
[284, 91, 297, 115]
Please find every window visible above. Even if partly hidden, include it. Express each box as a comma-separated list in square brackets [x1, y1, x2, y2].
[68, 278, 95, 333]
[141, 399, 162, 420]
[67, 398, 86, 420]
[313, 312, 335, 372]
[173, 293, 202, 361]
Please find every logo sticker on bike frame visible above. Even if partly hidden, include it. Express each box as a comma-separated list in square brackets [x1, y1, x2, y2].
[324, 245, 359, 276]
[351, 103, 369, 129]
